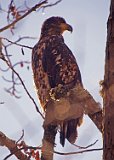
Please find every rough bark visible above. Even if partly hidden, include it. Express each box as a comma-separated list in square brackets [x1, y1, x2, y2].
[103, 0, 114, 159]
[88, 110, 103, 133]
[0, 131, 28, 160]
[41, 124, 57, 160]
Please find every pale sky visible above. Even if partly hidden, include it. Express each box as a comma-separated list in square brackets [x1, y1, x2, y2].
[0, 0, 110, 159]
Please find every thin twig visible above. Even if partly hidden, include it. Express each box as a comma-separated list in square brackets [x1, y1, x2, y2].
[6, 36, 36, 47]
[4, 87, 21, 99]
[0, 131, 28, 160]
[3, 37, 33, 49]
[42, 0, 62, 11]
[4, 144, 103, 160]
[2, 76, 21, 84]
[1, 55, 44, 119]
[73, 140, 98, 149]
[16, 130, 24, 144]
[54, 148, 103, 156]
[1, 38, 31, 98]
[0, 0, 47, 33]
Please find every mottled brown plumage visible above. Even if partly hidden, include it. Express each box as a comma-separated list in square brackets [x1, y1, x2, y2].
[32, 17, 83, 146]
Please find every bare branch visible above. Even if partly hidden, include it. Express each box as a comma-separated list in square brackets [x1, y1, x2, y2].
[16, 130, 24, 144]
[73, 140, 98, 149]
[0, 130, 101, 160]
[0, 0, 48, 33]
[54, 148, 103, 156]
[0, 53, 44, 119]
[1, 37, 33, 99]
[88, 110, 103, 133]
[3, 37, 33, 49]
[1, 37, 43, 115]
[4, 142, 102, 159]
[42, 0, 62, 11]
[0, 131, 28, 160]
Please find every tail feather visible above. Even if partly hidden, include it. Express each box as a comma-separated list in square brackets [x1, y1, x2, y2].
[60, 121, 67, 146]
[66, 119, 78, 144]
[60, 119, 79, 147]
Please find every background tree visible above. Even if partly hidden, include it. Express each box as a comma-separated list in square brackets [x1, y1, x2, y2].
[103, 0, 114, 159]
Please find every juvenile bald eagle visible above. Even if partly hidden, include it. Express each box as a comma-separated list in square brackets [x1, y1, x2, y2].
[32, 17, 83, 146]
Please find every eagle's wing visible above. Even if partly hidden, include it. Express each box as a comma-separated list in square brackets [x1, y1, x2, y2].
[32, 35, 83, 146]
[32, 41, 51, 109]
[42, 35, 82, 89]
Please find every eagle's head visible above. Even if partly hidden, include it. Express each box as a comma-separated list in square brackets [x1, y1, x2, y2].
[41, 16, 73, 36]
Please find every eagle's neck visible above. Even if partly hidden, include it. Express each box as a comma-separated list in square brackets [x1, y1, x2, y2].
[41, 28, 62, 37]
[40, 32, 63, 41]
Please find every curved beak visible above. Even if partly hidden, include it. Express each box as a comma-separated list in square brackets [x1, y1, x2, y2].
[60, 23, 73, 33]
[66, 24, 73, 32]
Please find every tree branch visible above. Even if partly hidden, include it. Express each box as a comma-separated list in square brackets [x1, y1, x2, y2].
[42, 0, 62, 11]
[0, 131, 28, 160]
[3, 37, 33, 49]
[0, 53, 44, 119]
[0, 0, 47, 33]
[88, 110, 103, 133]
[54, 148, 103, 156]
[2, 132, 102, 160]
[72, 139, 98, 149]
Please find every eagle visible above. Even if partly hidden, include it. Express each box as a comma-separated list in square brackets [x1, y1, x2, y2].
[32, 17, 83, 146]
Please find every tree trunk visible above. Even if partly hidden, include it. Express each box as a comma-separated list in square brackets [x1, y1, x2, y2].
[103, 0, 114, 159]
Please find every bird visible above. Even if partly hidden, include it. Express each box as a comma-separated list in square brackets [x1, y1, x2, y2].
[32, 16, 83, 147]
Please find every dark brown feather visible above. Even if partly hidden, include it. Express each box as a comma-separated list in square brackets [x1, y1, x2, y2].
[32, 17, 83, 146]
